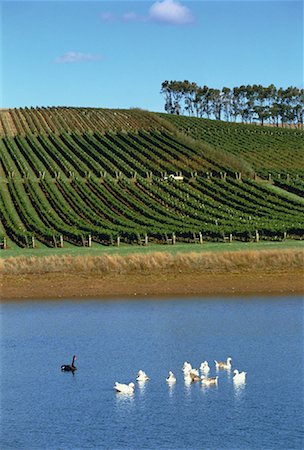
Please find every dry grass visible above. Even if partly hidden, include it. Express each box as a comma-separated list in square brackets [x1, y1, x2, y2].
[1, 249, 303, 276]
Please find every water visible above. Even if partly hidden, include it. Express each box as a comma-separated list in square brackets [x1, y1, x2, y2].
[0, 296, 303, 449]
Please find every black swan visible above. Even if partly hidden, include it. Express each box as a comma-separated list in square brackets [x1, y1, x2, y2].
[61, 355, 77, 372]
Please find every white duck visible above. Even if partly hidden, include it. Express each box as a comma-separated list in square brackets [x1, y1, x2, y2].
[166, 371, 176, 383]
[184, 368, 200, 383]
[233, 369, 246, 384]
[201, 376, 218, 386]
[182, 361, 192, 376]
[136, 370, 149, 382]
[200, 361, 210, 375]
[114, 382, 135, 394]
[214, 357, 232, 370]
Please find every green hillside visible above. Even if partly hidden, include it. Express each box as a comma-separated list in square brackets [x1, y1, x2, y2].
[0, 107, 303, 250]
[159, 114, 304, 177]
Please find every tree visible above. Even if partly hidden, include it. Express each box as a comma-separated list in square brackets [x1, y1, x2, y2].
[252, 85, 271, 125]
[193, 87, 205, 117]
[221, 87, 232, 122]
[210, 89, 222, 121]
[160, 81, 302, 126]
[160, 81, 174, 114]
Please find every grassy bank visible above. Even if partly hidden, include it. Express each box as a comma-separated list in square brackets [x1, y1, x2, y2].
[2, 246, 302, 301]
[1, 248, 303, 276]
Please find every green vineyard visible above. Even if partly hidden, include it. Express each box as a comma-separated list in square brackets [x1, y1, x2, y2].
[0, 107, 303, 249]
[160, 114, 304, 178]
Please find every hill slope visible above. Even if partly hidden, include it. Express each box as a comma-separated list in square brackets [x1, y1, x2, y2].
[0, 107, 165, 136]
[0, 107, 303, 249]
[159, 114, 304, 177]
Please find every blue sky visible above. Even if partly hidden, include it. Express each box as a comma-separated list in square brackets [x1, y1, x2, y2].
[1, 0, 303, 112]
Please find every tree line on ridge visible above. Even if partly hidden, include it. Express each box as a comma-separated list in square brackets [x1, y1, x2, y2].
[161, 80, 303, 127]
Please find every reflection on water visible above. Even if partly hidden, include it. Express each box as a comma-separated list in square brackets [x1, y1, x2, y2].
[115, 392, 135, 407]
[233, 382, 246, 400]
[216, 368, 232, 375]
[167, 382, 176, 397]
[1, 296, 303, 450]
[184, 381, 192, 399]
[137, 380, 147, 395]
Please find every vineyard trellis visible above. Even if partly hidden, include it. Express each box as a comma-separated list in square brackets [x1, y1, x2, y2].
[0, 107, 303, 249]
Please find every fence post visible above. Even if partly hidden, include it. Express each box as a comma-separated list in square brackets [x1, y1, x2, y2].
[3, 237, 7, 249]
[117, 236, 120, 246]
[146, 172, 153, 183]
[24, 235, 29, 248]
[172, 233, 176, 245]
[88, 234, 92, 247]
[229, 233, 233, 243]
[190, 171, 197, 182]
[60, 235, 64, 248]
[199, 232, 203, 244]
[131, 172, 137, 182]
[255, 230, 259, 243]
[32, 236, 35, 248]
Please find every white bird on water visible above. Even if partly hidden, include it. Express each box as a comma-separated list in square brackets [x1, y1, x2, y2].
[201, 376, 218, 386]
[183, 362, 201, 380]
[200, 361, 210, 375]
[233, 369, 247, 384]
[136, 370, 149, 382]
[214, 357, 232, 371]
[182, 361, 192, 376]
[114, 382, 135, 394]
[166, 371, 176, 383]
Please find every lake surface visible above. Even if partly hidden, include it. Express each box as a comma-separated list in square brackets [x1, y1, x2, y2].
[0, 296, 303, 449]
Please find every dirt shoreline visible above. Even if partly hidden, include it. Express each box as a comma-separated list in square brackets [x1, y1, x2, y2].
[1, 269, 303, 301]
